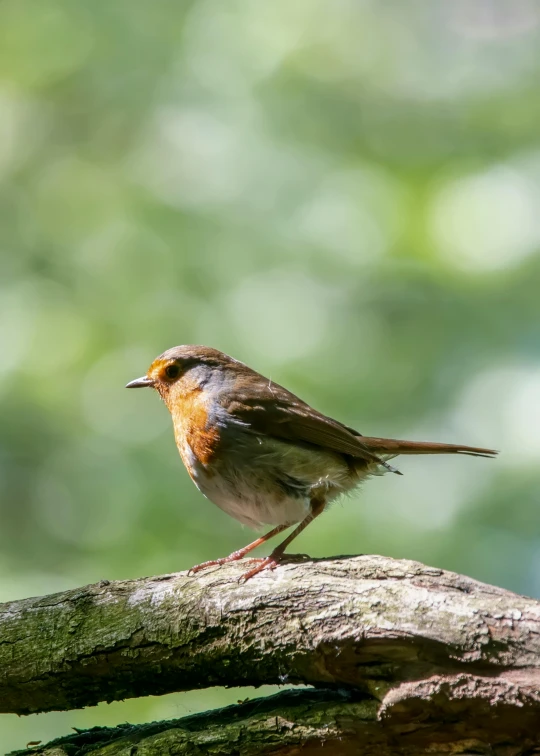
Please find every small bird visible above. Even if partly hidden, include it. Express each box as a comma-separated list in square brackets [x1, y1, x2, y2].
[127, 345, 497, 580]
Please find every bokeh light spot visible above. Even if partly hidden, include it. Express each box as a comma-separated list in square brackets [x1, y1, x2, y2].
[227, 269, 336, 363]
[430, 165, 540, 272]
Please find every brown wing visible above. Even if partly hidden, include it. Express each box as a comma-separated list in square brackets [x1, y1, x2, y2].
[220, 372, 395, 470]
[217, 363, 495, 467]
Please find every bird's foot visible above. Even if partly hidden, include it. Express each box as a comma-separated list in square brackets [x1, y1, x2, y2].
[188, 557, 232, 575]
[239, 555, 281, 582]
[239, 552, 312, 581]
[189, 555, 278, 579]
[188, 550, 262, 575]
[189, 551, 312, 579]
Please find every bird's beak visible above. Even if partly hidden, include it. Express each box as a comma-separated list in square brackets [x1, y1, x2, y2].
[125, 376, 155, 389]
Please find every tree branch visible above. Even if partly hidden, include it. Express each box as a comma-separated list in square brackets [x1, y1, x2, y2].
[10, 687, 540, 756]
[3, 555, 540, 746]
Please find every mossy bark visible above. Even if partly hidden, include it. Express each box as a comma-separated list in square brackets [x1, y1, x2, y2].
[3, 555, 540, 753]
[11, 688, 540, 756]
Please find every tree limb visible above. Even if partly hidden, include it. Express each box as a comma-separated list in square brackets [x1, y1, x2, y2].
[12, 687, 540, 756]
[2, 555, 540, 745]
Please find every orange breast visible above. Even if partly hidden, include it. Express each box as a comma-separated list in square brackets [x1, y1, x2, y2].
[170, 381, 220, 475]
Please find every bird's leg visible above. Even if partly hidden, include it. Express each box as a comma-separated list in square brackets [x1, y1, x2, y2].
[241, 498, 326, 581]
[188, 523, 291, 574]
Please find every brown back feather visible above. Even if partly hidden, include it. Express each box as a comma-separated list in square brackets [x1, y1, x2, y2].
[222, 372, 392, 471]
[221, 368, 497, 465]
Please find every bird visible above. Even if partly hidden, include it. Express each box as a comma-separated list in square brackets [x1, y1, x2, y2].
[126, 345, 497, 580]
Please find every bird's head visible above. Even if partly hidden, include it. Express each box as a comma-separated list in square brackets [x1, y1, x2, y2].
[126, 345, 237, 409]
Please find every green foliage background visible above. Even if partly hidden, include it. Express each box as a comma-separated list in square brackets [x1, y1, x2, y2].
[2, 0, 540, 749]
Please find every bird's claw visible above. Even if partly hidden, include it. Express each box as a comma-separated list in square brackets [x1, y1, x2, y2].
[239, 556, 281, 582]
[190, 552, 306, 581]
[189, 555, 267, 576]
[188, 559, 226, 575]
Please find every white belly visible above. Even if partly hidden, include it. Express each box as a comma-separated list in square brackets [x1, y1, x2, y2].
[183, 434, 355, 529]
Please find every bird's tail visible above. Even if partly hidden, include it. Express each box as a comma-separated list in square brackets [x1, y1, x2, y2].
[361, 437, 498, 460]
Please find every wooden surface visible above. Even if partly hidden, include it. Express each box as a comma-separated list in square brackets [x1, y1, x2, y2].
[3, 555, 540, 754]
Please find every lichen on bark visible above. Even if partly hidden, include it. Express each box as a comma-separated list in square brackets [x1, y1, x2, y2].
[3, 555, 540, 754]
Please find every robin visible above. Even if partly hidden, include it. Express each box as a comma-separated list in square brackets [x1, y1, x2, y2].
[126, 345, 497, 580]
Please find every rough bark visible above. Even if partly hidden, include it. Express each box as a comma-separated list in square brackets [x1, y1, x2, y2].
[11, 688, 540, 756]
[3, 555, 540, 753]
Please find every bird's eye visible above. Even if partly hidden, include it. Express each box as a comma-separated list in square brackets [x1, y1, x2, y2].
[164, 363, 180, 380]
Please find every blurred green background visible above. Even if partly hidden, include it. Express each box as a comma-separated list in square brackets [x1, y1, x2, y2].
[2, 0, 540, 749]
